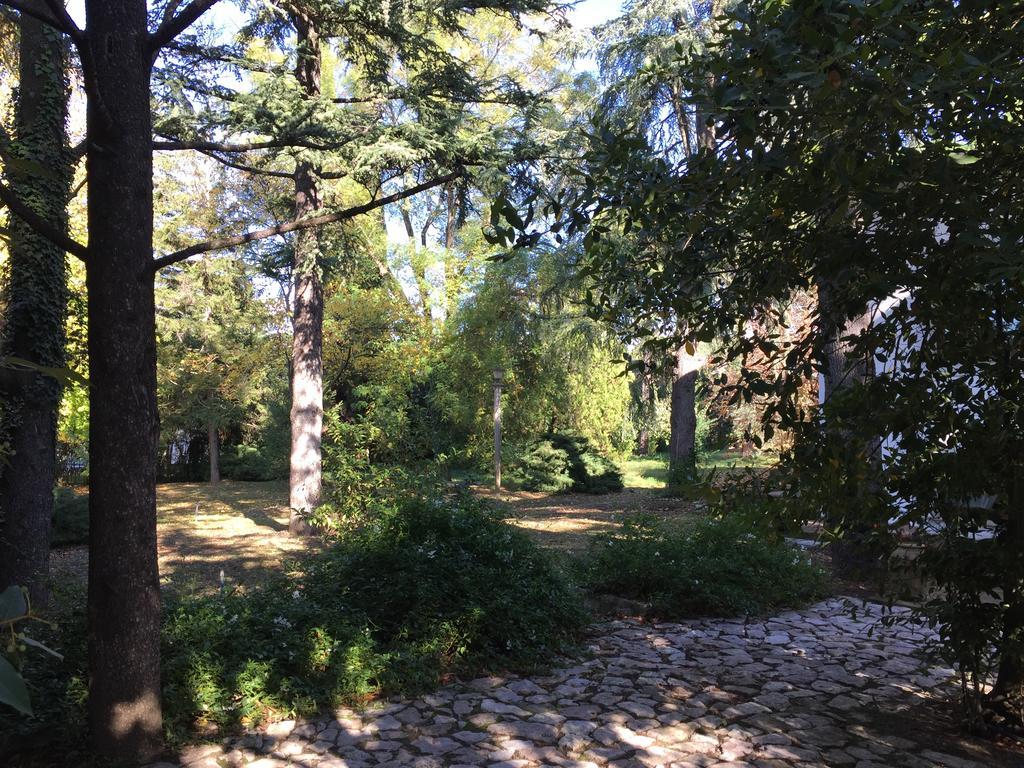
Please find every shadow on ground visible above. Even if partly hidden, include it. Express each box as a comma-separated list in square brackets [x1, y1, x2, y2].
[170, 600, 1023, 768]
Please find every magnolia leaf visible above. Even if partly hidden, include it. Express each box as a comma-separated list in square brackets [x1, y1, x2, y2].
[1, 154, 60, 181]
[0, 655, 31, 715]
[0, 586, 27, 622]
[0, 357, 89, 388]
[949, 152, 979, 165]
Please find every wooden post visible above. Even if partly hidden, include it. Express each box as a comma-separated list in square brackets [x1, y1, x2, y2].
[493, 368, 504, 490]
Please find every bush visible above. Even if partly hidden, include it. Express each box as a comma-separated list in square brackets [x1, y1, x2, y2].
[507, 432, 623, 494]
[311, 408, 444, 532]
[51, 488, 89, 547]
[161, 493, 586, 733]
[581, 514, 827, 618]
[220, 445, 287, 481]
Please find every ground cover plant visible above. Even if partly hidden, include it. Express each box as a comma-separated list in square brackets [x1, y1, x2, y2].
[581, 514, 827, 618]
[160, 492, 586, 735]
[3, 492, 586, 751]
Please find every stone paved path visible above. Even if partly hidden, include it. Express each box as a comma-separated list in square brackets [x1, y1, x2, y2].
[168, 599, 1015, 768]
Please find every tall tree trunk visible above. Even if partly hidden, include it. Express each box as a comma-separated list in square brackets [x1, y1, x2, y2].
[816, 274, 879, 577]
[0, 3, 72, 607]
[665, 76, 713, 481]
[83, 2, 163, 759]
[288, 11, 323, 534]
[208, 419, 220, 484]
[636, 368, 652, 456]
[635, 344, 656, 456]
[991, 435, 1024, 729]
[818, 275, 873, 403]
[668, 343, 699, 483]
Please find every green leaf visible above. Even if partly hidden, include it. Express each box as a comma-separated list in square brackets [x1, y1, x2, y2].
[0, 357, 89, 388]
[0, 655, 32, 715]
[1, 154, 60, 181]
[949, 152, 979, 165]
[0, 586, 27, 622]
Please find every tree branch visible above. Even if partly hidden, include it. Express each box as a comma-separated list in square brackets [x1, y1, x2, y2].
[41, 0, 82, 40]
[148, 0, 221, 55]
[0, 179, 88, 261]
[0, 0, 79, 38]
[154, 134, 362, 152]
[196, 148, 294, 179]
[151, 170, 463, 272]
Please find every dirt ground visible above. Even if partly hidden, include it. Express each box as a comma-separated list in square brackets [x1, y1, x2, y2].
[50, 480, 322, 593]
[49, 480, 696, 591]
[479, 486, 698, 552]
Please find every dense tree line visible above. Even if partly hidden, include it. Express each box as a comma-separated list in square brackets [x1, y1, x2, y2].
[3, 0, 1021, 758]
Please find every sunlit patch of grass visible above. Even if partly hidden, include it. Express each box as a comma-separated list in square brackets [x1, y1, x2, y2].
[700, 449, 778, 470]
[622, 450, 778, 489]
[621, 455, 671, 489]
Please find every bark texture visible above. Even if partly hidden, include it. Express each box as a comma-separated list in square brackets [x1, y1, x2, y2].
[668, 344, 699, 483]
[208, 420, 220, 484]
[83, 2, 163, 759]
[636, 368, 652, 456]
[816, 274, 878, 577]
[0, 4, 72, 607]
[288, 11, 324, 533]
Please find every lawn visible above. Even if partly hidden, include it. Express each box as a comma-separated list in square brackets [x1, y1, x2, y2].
[621, 449, 777, 489]
[49, 449, 777, 587]
[50, 480, 321, 593]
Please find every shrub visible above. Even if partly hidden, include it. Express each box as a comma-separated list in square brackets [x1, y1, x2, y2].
[581, 514, 827, 618]
[220, 444, 287, 481]
[161, 493, 586, 733]
[507, 432, 623, 494]
[51, 487, 89, 547]
[312, 409, 444, 532]
[506, 437, 574, 492]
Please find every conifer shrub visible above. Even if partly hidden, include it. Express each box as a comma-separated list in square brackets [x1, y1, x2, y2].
[507, 432, 623, 494]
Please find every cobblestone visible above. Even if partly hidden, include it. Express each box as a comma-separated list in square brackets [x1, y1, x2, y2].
[164, 599, 1007, 768]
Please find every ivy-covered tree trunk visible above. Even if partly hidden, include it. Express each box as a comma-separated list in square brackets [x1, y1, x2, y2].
[0, 4, 72, 607]
[668, 343, 699, 484]
[83, 2, 163, 759]
[288, 10, 323, 534]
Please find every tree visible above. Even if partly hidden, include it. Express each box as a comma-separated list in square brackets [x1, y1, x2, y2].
[0, 0, 562, 757]
[0, 1, 73, 606]
[586, 0, 724, 474]
[558, 0, 1024, 729]
[151, 0, 555, 532]
[288, 6, 326, 531]
[0, 1, 228, 759]
[156, 257, 275, 485]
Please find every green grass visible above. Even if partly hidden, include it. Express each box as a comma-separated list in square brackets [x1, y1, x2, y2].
[621, 455, 671, 489]
[622, 450, 777, 489]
